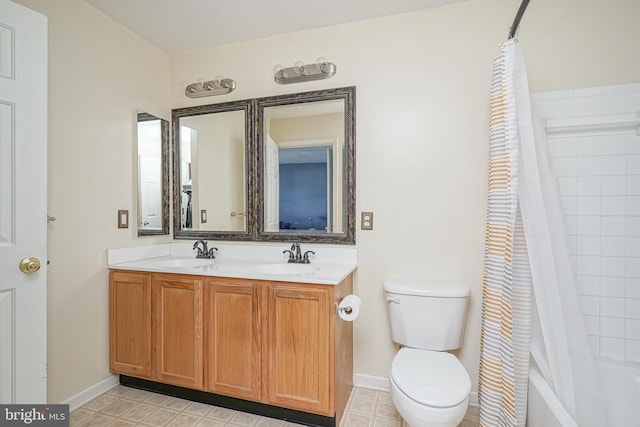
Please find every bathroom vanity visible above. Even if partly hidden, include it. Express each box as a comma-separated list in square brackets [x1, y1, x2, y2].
[107, 243, 356, 427]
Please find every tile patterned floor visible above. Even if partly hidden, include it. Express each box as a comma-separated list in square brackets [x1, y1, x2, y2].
[70, 385, 480, 427]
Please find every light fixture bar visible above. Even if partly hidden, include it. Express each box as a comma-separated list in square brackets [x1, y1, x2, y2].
[184, 78, 236, 98]
[274, 61, 336, 85]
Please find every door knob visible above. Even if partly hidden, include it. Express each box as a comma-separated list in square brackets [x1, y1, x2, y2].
[19, 257, 41, 274]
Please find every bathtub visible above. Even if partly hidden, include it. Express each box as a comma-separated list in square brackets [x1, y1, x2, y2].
[527, 358, 640, 427]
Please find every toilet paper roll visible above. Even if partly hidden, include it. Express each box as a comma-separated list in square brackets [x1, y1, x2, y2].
[337, 294, 361, 321]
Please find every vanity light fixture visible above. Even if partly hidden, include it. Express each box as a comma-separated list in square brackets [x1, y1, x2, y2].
[273, 57, 336, 85]
[182, 77, 236, 98]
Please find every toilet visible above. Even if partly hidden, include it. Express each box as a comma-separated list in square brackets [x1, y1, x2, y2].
[383, 279, 471, 427]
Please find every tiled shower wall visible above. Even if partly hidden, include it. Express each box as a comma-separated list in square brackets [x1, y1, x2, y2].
[533, 82, 640, 363]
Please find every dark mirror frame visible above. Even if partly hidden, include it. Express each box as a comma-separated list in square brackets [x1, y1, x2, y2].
[137, 112, 170, 236]
[170, 87, 355, 244]
[256, 86, 356, 244]
[172, 99, 255, 241]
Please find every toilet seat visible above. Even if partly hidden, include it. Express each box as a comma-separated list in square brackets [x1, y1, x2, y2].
[391, 348, 471, 408]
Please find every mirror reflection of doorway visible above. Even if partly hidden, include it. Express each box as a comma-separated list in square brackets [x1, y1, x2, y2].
[262, 96, 346, 236]
[137, 117, 164, 230]
[139, 155, 162, 228]
[278, 146, 333, 232]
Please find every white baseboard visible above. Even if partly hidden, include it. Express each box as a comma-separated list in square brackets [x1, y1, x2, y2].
[469, 391, 479, 406]
[352, 373, 479, 407]
[353, 373, 390, 392]
[62, 374, 119, 411]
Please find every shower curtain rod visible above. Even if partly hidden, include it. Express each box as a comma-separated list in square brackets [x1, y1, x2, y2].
[508, 0, 531, 39]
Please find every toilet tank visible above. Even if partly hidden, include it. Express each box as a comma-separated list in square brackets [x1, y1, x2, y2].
[383, 279, 470, 351]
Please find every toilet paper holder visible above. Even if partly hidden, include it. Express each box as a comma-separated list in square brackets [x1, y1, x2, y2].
[335, 297, 354, 315]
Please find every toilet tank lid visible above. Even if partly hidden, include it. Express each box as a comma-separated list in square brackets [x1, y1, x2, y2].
[383, 279, 470, 297]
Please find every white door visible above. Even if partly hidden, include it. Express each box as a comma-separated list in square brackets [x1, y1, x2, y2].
[139, 156, 162, 229]
[0, 0, 48, 404]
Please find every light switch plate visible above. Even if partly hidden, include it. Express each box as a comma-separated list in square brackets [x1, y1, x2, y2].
[361, 211, 373, 230]
[118, 210, 129, 228]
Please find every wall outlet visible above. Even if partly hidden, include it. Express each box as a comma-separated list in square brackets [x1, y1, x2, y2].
[361, 212, 373, 230]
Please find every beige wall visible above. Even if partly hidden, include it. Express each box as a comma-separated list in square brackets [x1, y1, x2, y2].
[270, 113, 343, 143]
[14, 0, 171, 403]
[14, 0, 640, 404]
[170, 0, 640, 396]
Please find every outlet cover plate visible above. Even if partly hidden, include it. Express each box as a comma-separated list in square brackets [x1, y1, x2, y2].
[361, 212, 373, 230]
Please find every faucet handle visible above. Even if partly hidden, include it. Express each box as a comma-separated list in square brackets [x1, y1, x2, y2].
[208, 247, 218, 259]
[283, 249, 295, 262]
[302, 250, 315, 264]
[192, 240, 202, 255]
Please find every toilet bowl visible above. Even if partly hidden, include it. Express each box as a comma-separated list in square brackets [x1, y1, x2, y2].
[383, 279, 472, 427]
[389, 348, 471, 427]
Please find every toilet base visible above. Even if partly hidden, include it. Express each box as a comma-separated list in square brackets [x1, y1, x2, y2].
[390, 378, 468, 427]
[400, 420, 461, 427]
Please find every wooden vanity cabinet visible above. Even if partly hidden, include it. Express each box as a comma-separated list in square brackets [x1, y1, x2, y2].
[266, 276, 353, 423]
[153, 275, 204, 390]
[109, 269, 353, 425]
[109, 271, 152, 378]
[266, 283, 332, 414]
[204, 278, 262, 401]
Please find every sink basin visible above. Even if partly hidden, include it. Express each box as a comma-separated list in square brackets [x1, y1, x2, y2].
[153, 258, 216, 268]
[256, 263, 319, 276]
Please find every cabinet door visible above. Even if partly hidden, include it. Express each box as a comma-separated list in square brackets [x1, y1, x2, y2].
[266, 283, 332, 415]
[205, 280, 261, 400]
[109, 271, 152, 378]
[153, 275, 203, 389]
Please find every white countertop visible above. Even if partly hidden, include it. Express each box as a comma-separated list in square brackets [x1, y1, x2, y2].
[107, 243, 357, 285]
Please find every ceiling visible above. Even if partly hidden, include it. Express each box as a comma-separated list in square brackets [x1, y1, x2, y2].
[83, 0, 467, 54]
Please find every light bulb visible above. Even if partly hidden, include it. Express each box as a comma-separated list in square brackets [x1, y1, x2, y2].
[181, 81, 197, 94]
[212, 76, 227, 89]
[316, 56, 329, 72]
[294, 61, 306, 75]
[273, 64, 287, 79]
[195, 78, 212, 91]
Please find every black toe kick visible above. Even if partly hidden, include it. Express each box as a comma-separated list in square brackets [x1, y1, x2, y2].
[119, 376, 336, 427]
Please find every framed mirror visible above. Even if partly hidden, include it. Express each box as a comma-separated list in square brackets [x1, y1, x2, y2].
[256, 87, 355, 244]
[172, 99, 254, 240]
[137, 112, 170, 236]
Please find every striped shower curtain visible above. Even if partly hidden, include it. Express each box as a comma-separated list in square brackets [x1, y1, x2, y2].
[478, 39, 531, 427]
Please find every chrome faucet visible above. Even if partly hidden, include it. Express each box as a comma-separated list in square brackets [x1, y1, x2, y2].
[193, 240, 218, 259]
[283, 242, 315, 264]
